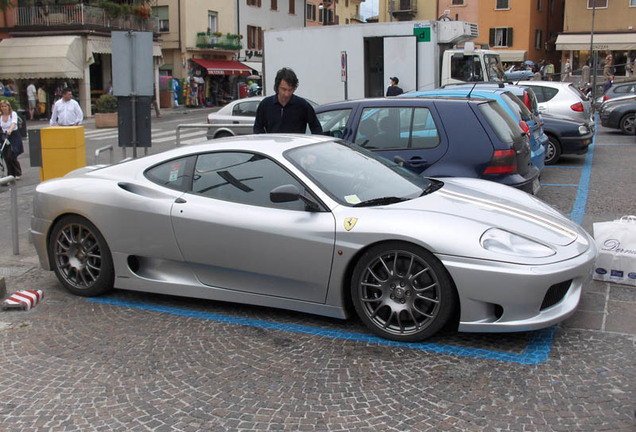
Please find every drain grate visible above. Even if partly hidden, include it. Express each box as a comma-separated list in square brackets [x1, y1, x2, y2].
[0, 267, 31, 277]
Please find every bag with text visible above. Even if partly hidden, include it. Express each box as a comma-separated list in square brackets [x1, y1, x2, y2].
[592, 215, 636, 286]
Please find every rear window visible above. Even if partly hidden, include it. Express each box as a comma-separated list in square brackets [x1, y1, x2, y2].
[477, 100, 523, 143]
[500, 91, 532, 122]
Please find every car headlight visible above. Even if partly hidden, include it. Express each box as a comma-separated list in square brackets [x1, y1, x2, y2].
[578, 125, 590, 135]
[480, 228, 555, 258]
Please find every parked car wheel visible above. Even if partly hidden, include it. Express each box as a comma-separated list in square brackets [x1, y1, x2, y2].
[49, 215, 114, 297]
[619, 113, 636, 135]
[544, 135, 562, 165]
[351, 242, 457, 342]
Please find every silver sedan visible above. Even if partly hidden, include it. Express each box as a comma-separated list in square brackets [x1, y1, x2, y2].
[30, 135, 597, 341]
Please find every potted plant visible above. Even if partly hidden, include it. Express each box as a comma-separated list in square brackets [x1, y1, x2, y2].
[94, 93, 118, 128]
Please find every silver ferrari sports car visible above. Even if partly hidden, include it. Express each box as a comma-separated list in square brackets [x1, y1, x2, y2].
[31, 134, 597, 342]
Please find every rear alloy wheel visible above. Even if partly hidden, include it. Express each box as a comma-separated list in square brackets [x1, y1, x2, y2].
[619, 113, 636, 135]
[544, 136, 562, 165]
[49, 215, 114, 297]
[351, 242, 457, 341]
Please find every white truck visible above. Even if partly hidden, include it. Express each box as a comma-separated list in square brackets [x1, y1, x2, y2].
[263, 20, 505, 105]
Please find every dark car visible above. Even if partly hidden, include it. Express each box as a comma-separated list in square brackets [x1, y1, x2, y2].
[600, 95, 636, 135]
[540, 115, 594, 164]
[315, 97, 540, 194]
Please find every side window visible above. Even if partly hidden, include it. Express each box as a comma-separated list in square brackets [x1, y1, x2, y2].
[355, 107, 407, 150]
[232, 101, 259, 117]
[411, 108, 440, 149]
[529, 86, 545, 102]
[542, 87, 559, 102]
[192, 152, 308, 211]
[145, 156, 195, 192]
[316, 108, 351, 138]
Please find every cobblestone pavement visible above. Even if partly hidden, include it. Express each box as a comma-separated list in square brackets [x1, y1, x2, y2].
[0, 113, 634, 431]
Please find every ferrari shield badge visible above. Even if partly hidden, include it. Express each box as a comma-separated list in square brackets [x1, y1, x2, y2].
[344, 217, 358, 231]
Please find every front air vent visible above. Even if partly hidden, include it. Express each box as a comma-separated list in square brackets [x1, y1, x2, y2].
[540, 280, 571, 310]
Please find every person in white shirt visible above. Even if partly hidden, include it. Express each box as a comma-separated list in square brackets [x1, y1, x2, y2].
[26, 80, 37, 120]
[50, 88, 83, 126]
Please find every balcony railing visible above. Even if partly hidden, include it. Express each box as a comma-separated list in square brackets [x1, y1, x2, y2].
[12, 4, 155, 33]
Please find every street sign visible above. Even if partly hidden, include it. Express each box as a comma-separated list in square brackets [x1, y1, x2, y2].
[112, 31, 153, 97]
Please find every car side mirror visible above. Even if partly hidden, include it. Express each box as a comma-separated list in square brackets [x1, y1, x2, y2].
[270, 184, 321, 212]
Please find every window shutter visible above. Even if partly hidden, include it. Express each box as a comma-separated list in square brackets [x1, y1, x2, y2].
[489, 28, 495, 46]
[507, 28, 513, 46]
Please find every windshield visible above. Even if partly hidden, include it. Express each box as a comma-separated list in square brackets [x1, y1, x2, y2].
[286, 141, 432, 206]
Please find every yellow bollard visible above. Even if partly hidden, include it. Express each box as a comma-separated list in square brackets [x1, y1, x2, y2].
[39, 126, 86, 181]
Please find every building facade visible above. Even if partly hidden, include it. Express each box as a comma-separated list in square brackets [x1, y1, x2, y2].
[0, 0, 162, 117]
[556, 0, 636, 79]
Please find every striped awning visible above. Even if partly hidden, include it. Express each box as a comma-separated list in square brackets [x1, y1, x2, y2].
[191, 59, 251, 76]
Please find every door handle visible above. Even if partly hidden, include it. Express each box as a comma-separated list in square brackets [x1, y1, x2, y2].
[175, 197, 187, 204]
[408, 157, 428, 167]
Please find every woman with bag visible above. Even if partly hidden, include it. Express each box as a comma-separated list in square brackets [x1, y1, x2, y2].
[0, 99, 23, 180]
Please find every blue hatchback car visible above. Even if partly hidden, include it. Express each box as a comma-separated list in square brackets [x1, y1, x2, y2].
[315, 97, 541, 194]
[404, 88, 547, 172]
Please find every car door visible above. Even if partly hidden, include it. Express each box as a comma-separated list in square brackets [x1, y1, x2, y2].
[170, 151, 336, 303]
[351, 104, 448, 175]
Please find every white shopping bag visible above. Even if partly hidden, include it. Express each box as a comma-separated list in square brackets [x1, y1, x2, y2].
[592, 215, 636, 286]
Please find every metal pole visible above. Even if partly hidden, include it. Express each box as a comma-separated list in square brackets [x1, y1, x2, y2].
[10, 179, 19, 255]
[590, 0, 597, 108]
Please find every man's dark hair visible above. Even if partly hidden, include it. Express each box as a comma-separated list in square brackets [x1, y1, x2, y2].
[62, 88, 72, 95]
[274, 68, 299, 93]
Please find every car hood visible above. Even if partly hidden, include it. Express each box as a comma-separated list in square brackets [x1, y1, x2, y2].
[391, 178, 583, 249]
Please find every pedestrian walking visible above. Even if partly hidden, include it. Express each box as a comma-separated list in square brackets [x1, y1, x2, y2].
[0, 99, 23, 180]
[386, 77, 404, 96]
[253, 67, 322, 134]
[49, 88, 83, 126]
[26, 80, 37, 120]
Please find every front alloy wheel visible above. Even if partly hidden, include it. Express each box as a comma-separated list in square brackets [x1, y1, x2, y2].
[619, 113, 635, 135]
[351, 242, 457, 341]
[544, 137, 561, 165]
[49, 216, 114, 297]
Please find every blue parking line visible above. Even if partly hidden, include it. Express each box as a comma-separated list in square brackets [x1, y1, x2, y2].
[541, 184, 578, 187]
[87, 297, 556, 365]
[569, 128, 596, 225]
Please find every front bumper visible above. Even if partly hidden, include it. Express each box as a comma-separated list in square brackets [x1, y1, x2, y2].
[440, 241, 597, 333]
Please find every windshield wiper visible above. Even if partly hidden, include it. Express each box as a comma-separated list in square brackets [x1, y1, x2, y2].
[420, 179, 444, 196]
[353, 196, 408, 207]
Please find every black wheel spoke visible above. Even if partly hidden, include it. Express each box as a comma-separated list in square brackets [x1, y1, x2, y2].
[353, 244, 455, 341]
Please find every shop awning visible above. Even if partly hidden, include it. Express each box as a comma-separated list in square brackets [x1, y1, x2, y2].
[556, 33, 636, 51]
[496, 50, 528, 62]
[191, 59, 251, 76]
[0, 36, 84, 80]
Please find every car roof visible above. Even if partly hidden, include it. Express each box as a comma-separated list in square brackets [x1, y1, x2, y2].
[315, 96, 493, 111]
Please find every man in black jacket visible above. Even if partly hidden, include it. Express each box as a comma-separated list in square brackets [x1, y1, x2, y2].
[253, 68, 322, 134]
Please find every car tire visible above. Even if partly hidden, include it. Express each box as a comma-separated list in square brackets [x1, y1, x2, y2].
[351, 242, 457, 342]
[544, 135, 562, 165]
[619, 113, 636, 135]
[48, 215, 114, 297]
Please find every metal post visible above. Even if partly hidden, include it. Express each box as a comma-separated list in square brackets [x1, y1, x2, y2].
[590, 0, 597, 108]
[10, 179, 18, 255]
